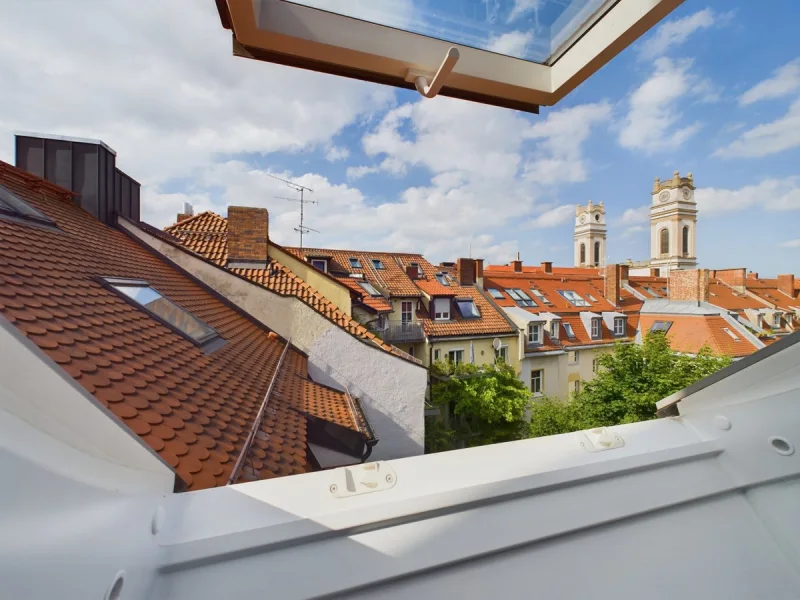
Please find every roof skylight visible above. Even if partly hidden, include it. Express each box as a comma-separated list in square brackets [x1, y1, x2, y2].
[371, 259, 385, 270]
[649, 320, 673, 334]
[358, 281, 382, 297]
[557, 290, 590, 307]
[456, 299, 480, 319]
[435, 273, 450, 286]
[530, 288, 551, 305]
[563, 323, 576, 339]
[507, 288, 536, 308]
[349, 257, 362, 268]
[488, 288, 504, 299]
[0, 184, 56, 228]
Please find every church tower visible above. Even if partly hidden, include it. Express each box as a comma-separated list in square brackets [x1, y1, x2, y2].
[650, 171, 698, 277]
[574, 201, 606, 267]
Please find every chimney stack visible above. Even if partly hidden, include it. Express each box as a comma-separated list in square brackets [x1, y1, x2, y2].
[406, 265, 419, 280]
[713, 268, 746, 293]
[619, 264, 629, 285]
[511, 252, 522, 273]
[456, 258, 476, 286]
[541, 261, 552, 274]
[605, 264, 621, 308]
[778, 274, 795, 298]
[14, 132, 140, 225]
[668, 269, 710, 304]
[227, 206, 269, 269]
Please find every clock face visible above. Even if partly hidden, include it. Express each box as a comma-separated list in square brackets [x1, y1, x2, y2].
[580, 215, 586, 224]
[682, 188, 691, 200]
[659, 190, 670, 203]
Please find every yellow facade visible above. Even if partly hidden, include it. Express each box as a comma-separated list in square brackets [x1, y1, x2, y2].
[428, 335, 520, 371]
[524, 345, 616, 401]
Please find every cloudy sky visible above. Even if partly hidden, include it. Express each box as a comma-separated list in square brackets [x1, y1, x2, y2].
[2, 0, 799, 275]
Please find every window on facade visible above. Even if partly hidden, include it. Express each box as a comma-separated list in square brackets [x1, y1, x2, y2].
[550, 321, 559, 338]
[563, 323, 576, 339]
[358, 281, 382, 296]
[401, 301, 413, 324]
[660, 228, 669, 255]
[614, 317, 626, 336]
[435, 273, 450, 286]
[107, 279, 217, 345]
[0, 184, 56, 227]
[371, 259, 384, 269]
[487, 288, 504, 299]
[530, 370, 543, 395]
[456, 299, 480, 318]
[649, 320, 673, 334]
[593, 241, 600, 266]
[310, 259, 327, 272]
[434, 298, 450, 321]
[773, 313, 782, 328]
[592, 358, 599, 373]
[531, 289, 551, 305]
[495, 346, 508, 363]
[591, 319, 601, 338]
[579, 243, 586, 265]
[349, 257, 362, 268]
[507, 288, 536, 307]
[448, 349, 464, 365]
[723, 328, 740, 341]
[527, 323, 542, 344]
[573, 380, 581, 394]
[434, 349, 441, 361]
[558, 290, 590, 307]
[570, 350, 580, 364]
[682, 226, 690, 255]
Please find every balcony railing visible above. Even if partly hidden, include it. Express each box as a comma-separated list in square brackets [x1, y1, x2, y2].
[381, 322, 425, 343]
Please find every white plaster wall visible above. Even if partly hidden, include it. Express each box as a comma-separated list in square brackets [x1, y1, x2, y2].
[123, 222, 427, 460]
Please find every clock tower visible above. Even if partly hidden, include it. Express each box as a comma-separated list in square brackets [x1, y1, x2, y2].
[574, 200, 606, 268]
[650, 171, 698, 277]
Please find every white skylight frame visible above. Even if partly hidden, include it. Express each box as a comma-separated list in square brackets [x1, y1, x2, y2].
[220, 0, 685, 113]
[358, 281, 382, 297]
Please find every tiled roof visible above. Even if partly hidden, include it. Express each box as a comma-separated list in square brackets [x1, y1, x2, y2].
[486, 264, 602, 276]
[628, 278, 670, 299]
[415, 279, 457, 297]
[335, 276, 393, 313]
[639, 315, 758, 358]
[417, 284, 517, 338]
[707, 281, 768, 310]
[484, 274, 617, 314]
[0, 161, 367, 491]
[164, 213, 407, 359]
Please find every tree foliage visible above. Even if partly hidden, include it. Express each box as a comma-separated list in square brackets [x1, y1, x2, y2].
[427, 360, 531, 449]
[529, 333, 732, 438]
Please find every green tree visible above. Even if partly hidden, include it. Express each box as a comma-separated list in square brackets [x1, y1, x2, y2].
[529, 333, 732, 437]
[428, 360, 532, 449]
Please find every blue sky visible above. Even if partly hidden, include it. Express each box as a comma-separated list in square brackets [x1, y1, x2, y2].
[1, 0, 799, 275]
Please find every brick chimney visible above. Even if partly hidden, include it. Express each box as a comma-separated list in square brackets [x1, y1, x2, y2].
[511, 252, 522, 273]
[713, 268, 746, 293]
[227, 206, 269, 269]
[605, 264, 620, 308]
[619, 264, 629, 285]
[669, 269, 710, 304]
[456, 258, 476, 286]
[406, 265, 419, 280]
[778, 274, 795, 297]
[540, 261, 552, 274]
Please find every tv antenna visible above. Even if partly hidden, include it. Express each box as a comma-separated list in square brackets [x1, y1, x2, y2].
[264, 172, 317, 248]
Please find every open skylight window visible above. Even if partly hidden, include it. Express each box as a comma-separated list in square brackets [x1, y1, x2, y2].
[371, 259, 385, 270]
[105, 278, 219, 345]
[0, 184, 56, 228]
[558, 290, 590, 307]
[530, 288, 551, 305]
[487, 288, 504, 299]
[456, 299, 480, 318]
[218, 0, 683, 113]
[507, 288, 536, 307]
[435, 273, 450, 286]
[563, 322, 576, 339]
[349, 257, 362, 268]
[649, 320, 673, 334]
[358, 281, 382, 297]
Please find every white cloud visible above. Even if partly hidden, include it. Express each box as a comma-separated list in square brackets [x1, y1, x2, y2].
[506, 0, 541, 24]
[620, 205, 650, 224]
[0, 0, 392, 194]
[526, 205, 574, 229]
[780, 239, 800, 248]
[739, 59, 800, 106]
[523, 102, 611, 184]
[695, 177, 800, 214]
[325, 146, 350, 162]
[638, 9, 730, 61]
[618, 58, 703, 153]
[488, 31, 534, 57]
[715, 97, 800, 158]
[346, 165, 379, 180]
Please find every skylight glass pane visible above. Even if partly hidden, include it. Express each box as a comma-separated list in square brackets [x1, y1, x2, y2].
[435, 273, 450, 286]
[358, 281, 382, 296]
[488, 288, 504, 299]
[506, 288, 522, 300]
[287, 0, 613, 64]
[113, 284, 216, 343]
[349, 257, 362, 268]
[563, 323, 575, 338]
[457, 300, 480, 318]
[372, 259, 384, 269]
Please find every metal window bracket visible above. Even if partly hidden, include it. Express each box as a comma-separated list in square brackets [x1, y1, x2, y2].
[329, 462, 397, 498]
[577, 427, 624, 452]
[406, 47, 460, 99]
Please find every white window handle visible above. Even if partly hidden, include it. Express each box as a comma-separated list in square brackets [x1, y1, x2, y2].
[413, 47, 460, 99]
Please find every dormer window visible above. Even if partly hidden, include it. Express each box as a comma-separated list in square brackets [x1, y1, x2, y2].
[550, 320, 559, 338]
[527, 323, 542, 344]
[773, 313, 782, 328]
[434, 298, 450, 321]
[371, 259, 385, 270]
[591, 318, 601, 339]
[310, 259, 328, 272]
[614, 316, 626, 336]
[349, 257, 362, 268]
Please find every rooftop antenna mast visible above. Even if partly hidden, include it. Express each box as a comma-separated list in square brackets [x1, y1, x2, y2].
[264, 172, 316, 248]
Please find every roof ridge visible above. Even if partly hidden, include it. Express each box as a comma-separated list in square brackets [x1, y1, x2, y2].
[164, 211, 223, 232]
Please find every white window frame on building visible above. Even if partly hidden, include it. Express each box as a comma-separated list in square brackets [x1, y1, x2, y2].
[614, 317, 626, 336]
[530, 369, 543, 396]
[773, 313, 782, 328]
[569, 350, 580, 364]
[433, 348, 441, 361]
[448, 349, 464, 365]
[573, 380, 581, 394]
[401, 300, 414, 327]
[592, 358, 599, 373]
[434, 298, 451, 321]
[310, 258, 328, 272]
[527, 323, 542, 344]
[495, 345, 508, 363]
[550, 321, 559, 338]
[591, 318, 601, 339]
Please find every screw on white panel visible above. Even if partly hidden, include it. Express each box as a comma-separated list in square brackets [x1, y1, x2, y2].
[714, 416, 732, 431]
[769, 436, 794, 456]
[385, 474, 394, 483]
[329, 484, 338, 494]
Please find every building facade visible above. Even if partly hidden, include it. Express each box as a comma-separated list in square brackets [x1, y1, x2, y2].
[649, 171, 698, 276]
[573, 200, 606, 268]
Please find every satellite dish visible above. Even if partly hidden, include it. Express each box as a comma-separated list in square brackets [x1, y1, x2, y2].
[492, 338, 502, 351]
